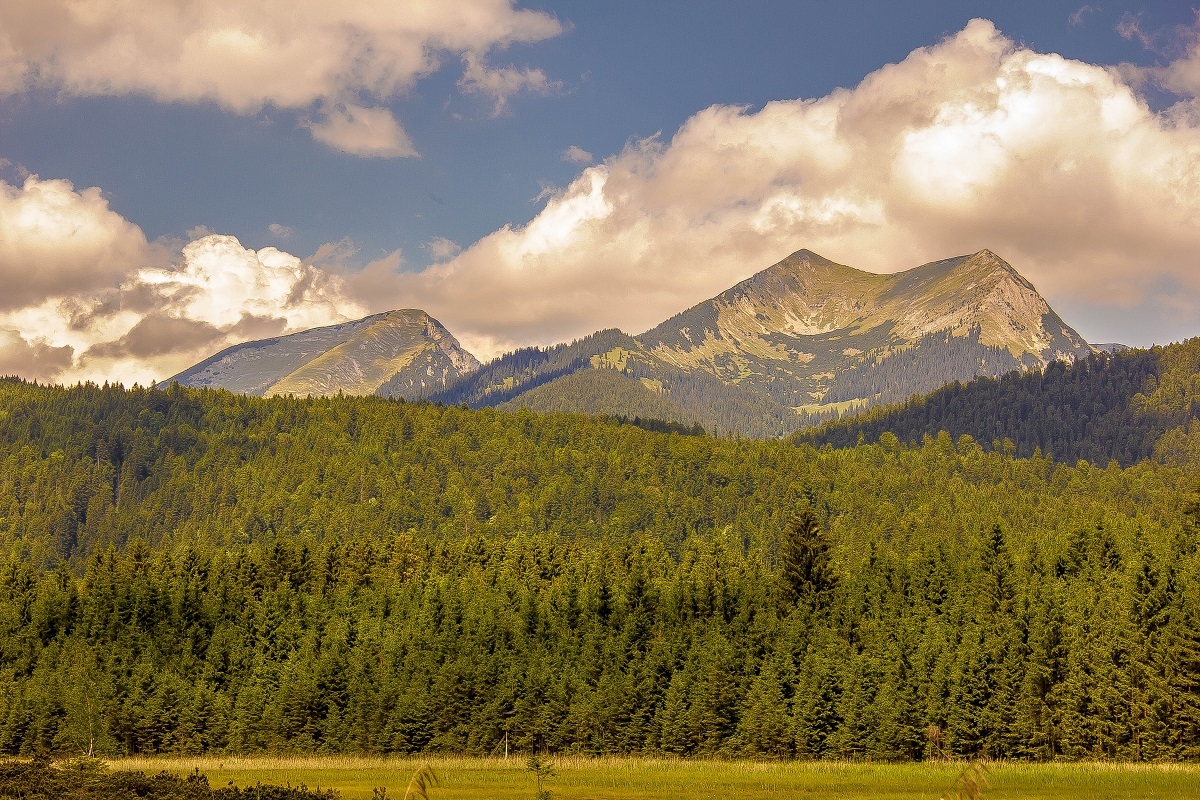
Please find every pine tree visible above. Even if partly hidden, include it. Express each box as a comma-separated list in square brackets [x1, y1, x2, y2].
[780, 501, 836, 608]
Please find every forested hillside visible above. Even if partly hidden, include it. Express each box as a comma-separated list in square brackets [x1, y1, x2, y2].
[800, 341, 1200, 467]
[427, 329, 638, 408]
[0, 379, 1198, 760]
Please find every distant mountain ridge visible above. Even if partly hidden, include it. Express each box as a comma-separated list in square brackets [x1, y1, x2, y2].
[169, 310, 480, 398]
[431, 248, 1093, 435]
[171, 248, 1094, 436]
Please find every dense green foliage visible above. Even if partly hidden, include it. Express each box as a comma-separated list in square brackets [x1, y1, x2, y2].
[820, 328, 1028, 407]
[0, 377, 790, 563]
[799, 342, 1200, 467]
[0, 758, 335, 799]
[0, 379, 1198, 761]
[779, 502, 836, 607]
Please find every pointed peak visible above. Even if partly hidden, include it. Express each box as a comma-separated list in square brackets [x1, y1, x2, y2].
[787, 248, 835, 264]
[766, 248, 863, 279]
[967, 248, 1012, 269]
[963, 250, 1036, 291]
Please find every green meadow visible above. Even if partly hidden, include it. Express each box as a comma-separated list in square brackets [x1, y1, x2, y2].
[112, 755, 1200, 800]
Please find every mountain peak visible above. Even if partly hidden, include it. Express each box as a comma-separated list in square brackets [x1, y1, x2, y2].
[169, 309, 479, 398]
[788, 248, 834, 264]
[964, 248, 1021, 278]
[773, 248, 861, 276]
[380, 308, 431, 321]
[171, 247, 1094, 438]
[639, 247, 1092, 422]
[894, 250, 1037, 305]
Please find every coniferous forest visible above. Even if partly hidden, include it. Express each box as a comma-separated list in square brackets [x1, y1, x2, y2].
[0, 371, 1199, 761]
[800, 339, 1200, 467]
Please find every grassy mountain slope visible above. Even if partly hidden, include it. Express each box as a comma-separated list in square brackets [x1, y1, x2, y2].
[167, 314, 386, 395]
[638, 248, 1091, 413]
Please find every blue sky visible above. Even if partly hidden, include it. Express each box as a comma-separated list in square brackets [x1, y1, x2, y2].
[1, 1, 1199, 382]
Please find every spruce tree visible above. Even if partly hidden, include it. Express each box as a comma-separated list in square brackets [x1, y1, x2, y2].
[780, 501, 836, 608]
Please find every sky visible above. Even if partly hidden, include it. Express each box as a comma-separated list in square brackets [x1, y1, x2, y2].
[2, 1, 1200, 385]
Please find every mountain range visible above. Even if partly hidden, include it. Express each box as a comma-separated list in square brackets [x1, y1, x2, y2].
[170, 248, 1094, 435]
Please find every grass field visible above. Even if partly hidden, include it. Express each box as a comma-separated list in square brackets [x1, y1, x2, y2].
[111, 755, 1200, 799]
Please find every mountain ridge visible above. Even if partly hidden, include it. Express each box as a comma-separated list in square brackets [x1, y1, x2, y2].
[431, 248, 1093, 435]
[171, 247, 1093, 435]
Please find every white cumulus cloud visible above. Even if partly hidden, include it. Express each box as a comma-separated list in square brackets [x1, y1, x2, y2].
[305, 103, 417, 158]
[0, 175, 152, 311]
[426, 237, 462, 261]
[0, 0, 564, 155]
[135, 235, 364, 332]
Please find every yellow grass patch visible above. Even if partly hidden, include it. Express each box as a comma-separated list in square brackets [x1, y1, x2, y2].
[110, 756, 1200, 800]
